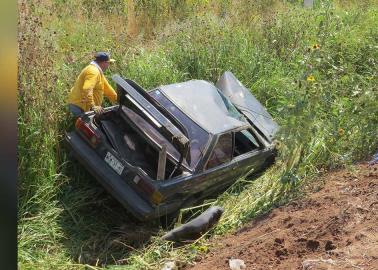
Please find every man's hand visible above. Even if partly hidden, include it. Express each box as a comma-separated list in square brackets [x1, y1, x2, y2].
[91, 105, 104, 115]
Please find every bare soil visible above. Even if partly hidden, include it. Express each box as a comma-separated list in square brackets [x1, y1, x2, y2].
[189, 163, 378, 270]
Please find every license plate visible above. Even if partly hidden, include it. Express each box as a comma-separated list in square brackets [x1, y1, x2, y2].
[104, 152, 124, 175]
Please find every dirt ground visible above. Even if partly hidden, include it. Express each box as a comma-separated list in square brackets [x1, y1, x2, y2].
[189, 163, 378, 270]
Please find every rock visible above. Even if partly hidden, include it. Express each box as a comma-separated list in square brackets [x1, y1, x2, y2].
[302, 258, 336, 270]
[229, 258, 246, 270]
[161, 261, 176, 270]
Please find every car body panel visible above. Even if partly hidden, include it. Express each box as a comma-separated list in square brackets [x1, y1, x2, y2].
[66, 131, 156, 220]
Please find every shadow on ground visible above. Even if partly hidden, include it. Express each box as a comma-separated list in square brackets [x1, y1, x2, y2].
[54, 114, 160, 265]
[57, 159, 160, 266]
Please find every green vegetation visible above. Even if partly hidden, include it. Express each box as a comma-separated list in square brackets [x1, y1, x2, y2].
[18, 0, 378, 269]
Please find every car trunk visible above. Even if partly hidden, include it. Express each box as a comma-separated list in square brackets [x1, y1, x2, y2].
[97, 109, 157, 177]
[95, 107, 188, 180]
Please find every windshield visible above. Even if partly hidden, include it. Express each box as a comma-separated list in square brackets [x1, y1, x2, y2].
[217, 89, 246, 122]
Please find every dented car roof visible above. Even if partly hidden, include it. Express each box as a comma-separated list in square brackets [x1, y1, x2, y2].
[158, 80, 250, 134]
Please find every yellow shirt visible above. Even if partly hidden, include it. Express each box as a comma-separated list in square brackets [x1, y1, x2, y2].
[67, 63, 117, 112]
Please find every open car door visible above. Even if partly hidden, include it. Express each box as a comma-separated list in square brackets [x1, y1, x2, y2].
[216, 71, 279, 142]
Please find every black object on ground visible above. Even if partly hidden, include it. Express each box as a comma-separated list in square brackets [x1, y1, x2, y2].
[162, 206, 224, 242]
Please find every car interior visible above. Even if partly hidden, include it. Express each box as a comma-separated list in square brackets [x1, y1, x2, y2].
[233, 129, 261, 157]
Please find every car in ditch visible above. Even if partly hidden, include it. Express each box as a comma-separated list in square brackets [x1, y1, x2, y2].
[65, 71, 279, 221]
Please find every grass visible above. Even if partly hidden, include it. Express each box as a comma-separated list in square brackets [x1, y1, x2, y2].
[18, 0, 378, 269]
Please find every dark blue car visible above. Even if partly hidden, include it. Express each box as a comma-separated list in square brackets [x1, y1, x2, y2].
[65, 71, 279, 221]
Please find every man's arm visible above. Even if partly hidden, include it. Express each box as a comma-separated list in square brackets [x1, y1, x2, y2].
[103, 78, 118, 104]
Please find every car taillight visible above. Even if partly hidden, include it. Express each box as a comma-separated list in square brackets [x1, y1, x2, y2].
[75, 117, 101, 147]
[133, 175, 163, 205]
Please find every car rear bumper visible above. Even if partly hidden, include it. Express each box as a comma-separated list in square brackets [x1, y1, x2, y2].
[65, 131, 161, 221]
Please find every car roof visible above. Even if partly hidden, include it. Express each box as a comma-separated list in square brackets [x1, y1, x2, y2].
[158, 80, 249, 134]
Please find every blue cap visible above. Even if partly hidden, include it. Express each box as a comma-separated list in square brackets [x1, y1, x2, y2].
[95, 52, 115, 62]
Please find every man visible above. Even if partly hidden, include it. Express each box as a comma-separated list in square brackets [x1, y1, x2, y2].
[67, 52, 118, 117]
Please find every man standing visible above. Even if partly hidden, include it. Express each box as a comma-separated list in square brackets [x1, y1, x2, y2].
[67, 52, 118, 117]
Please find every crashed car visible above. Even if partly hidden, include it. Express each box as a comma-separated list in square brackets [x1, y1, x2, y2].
[65, 71, 279, 221]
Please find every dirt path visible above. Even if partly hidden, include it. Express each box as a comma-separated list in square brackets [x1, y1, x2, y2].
[189, 163, 378, 270]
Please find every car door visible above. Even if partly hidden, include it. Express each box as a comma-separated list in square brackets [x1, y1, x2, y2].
[216, 71, 279, 143]
[193, 132, 243, 195]
[198, 130, 265, 194]
[169, 129, 268, 200]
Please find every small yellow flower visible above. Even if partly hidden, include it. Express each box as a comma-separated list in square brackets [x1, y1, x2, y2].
[307, 75, 315, 82]
[312, 43, 321, 49]
[338, 128, 345, 136]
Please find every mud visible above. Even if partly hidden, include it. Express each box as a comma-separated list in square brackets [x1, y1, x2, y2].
[189, 163, 378, 270]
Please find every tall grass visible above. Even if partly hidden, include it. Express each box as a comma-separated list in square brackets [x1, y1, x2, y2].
[18, 0, 378, 269]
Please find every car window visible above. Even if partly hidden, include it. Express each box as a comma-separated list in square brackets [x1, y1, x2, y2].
[233, 129, 260, 157]
[206, 133, 233, 169]
[217, 89, 246, 122]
